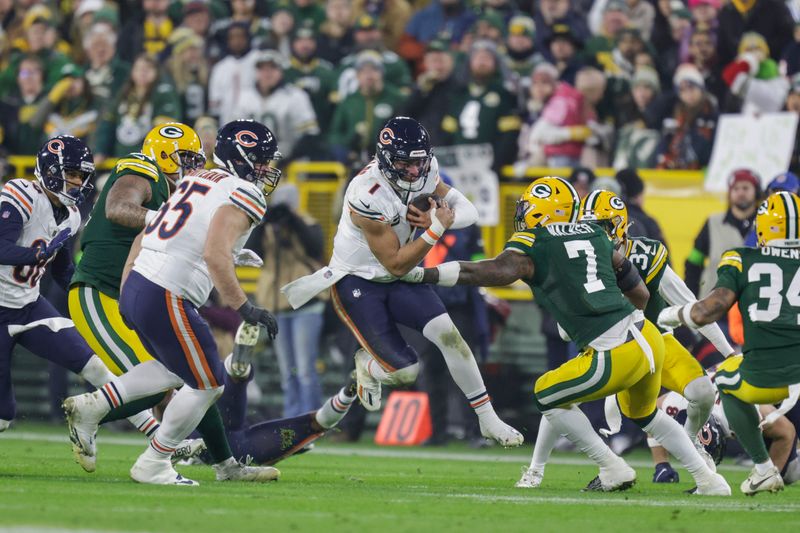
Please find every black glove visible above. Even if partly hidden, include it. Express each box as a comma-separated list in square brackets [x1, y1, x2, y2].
[237, 300, 278, 340]
[34, 228, 71, 263]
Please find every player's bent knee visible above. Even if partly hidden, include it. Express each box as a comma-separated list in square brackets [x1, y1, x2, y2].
[684, 376, 715, 408]
[0, 419, 10, 432]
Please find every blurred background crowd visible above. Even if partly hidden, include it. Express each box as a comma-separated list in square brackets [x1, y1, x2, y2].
[4, 0, 797, 456]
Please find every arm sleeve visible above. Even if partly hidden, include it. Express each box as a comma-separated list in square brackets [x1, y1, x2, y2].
[658, 265, 735, 356]
[443, 186, 478, 229]
[0, 205, 39, 265]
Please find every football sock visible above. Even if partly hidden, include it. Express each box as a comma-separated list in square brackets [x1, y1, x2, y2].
[422, 314, 489, 410]
[755, 460, 777, 475]
[315, 387, 356, 429]
[529, 416, 558, 471]
[543, 406, 619, 468]
[78, 355, 116, 387]
[720, 393, 770, 464]
[217, 369, 253, 431]
[227, 413, 320, 465]
[128, 410, 159, 439]
[99, 392, 168, 424]
[640, 409, 711, 482]
[682, 376, 715, 441]
[196, 404, 235, 463]
[97, 360, 183, 409]
[147, 385, 223, 458]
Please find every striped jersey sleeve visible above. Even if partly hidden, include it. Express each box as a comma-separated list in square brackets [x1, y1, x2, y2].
[0, 179, 35, 221]
[715, 249, 744, 294]
[229, 183, 267, 223]
[645, 242, 669, 285]
[505, 230, 536, 252]
[114, 154, 160, 181]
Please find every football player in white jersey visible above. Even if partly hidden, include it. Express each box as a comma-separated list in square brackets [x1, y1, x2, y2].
[283, 117, 523, 447]
[0, 136, 124, 431]
[63, 120, 283, 486]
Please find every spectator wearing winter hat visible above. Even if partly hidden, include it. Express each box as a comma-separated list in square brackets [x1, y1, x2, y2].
[625, 0, 656, 41]
[505, 15, 542, 84]
[516, 62, 559, 168]
[208, 22, 260, 125]
[164, 31, 209, 123]
[463, 10, 506, 49]
[585, 0, 630, 62]
[40, 63, 99, 144]
[545, 23, 585, 85]
[688, 0, 720, 32]
[534, 0, 590, 57]
[352, 0, 412, 51]
[82, 20, 130, 113]
[613, 66, 662, 168]
[722, 32, 790, 114]
[717, 0, 794, 68]
[685, 168, 762, 296]
[181, 1, 213, 42]
[655, 63, 717, 170]
[285, 27, 338, 133]
[615, 167, 666, 243]
[687, 29, 727, 107]
[317, 0, 356, 65]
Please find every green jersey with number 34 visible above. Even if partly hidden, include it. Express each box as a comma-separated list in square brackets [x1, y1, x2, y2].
[715, 246, 800, 386]
[505, 222, 636, 349]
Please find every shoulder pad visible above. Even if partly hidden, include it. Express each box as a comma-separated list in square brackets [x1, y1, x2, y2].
[506, 230, 536, 249]
[717, 249, 743, 272]
[347, 175, 394, 222]
[115, 154, 160, 181]
[0, 179, 37, 221]
[229, 180, 267, 224]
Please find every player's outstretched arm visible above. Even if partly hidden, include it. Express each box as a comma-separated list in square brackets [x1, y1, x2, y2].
[612, 249, 649, 310]
[105, 174, 154, 229]
[355, 201, 455, 277]
[658, 287, 737, 330]
[421, 249, 534, 287]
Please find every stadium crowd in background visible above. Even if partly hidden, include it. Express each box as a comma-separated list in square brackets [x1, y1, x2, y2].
[0, 0, 798, 171]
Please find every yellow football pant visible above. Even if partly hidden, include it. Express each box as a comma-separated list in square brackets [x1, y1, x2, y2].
[715, 355, 789, 405]
[534, 320, 665, 420]
[68, 285, 154, 376]
[660, 333, 706, 395]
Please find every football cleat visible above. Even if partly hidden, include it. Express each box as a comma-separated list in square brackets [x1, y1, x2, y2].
[478, 413, 524, 447]
[696, 442, 717, 473]
[214, 460, 280, 482]
[583, 462, 637, 492]
[170, 439, 207, 466]
[354, 349, 382, 411]
[515, 467, 543, 488]
[741, 466, 784, 496]
[63, 391, 107, 473]
[131, 453, 198, 486]
[652, 462, 680, 483]
[694, 473, 732, 496]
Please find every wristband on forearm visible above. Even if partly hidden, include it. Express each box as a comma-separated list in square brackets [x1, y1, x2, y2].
[678, 303, 699, 329]
[421, 208, 446, 245]
[436, 261, 461, 287]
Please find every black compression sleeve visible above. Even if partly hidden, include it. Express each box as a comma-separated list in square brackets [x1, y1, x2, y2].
[615, 256, 643, 293]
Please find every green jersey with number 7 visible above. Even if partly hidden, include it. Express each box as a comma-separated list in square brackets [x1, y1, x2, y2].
[504, 222, 636, 348]
[715, 246, 800, 386]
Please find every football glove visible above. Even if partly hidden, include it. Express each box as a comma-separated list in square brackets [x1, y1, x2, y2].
[34, 228, 72, 263]
[237, 301, 278, 340]
[653, 462, 680, 483]
[234, 249, 263, 268]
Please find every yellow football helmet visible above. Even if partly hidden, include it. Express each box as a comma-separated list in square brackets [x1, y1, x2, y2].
[142, 122, 205, 178]
[579, 189, 630, 246]
[514, 176, 579, 231]
[756, 191, 800, 247]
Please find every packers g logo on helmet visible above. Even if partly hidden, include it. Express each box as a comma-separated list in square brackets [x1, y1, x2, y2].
[142, 122, 205, 177]
[756, 191, 800, 248]
[514, 176, 579, 231]
[579, 190, 629, 246]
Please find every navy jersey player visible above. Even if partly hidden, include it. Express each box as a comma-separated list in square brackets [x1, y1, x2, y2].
[63, 121, 283, 486]
[0, 136, 124, 431]
[283, 117, 523, 446]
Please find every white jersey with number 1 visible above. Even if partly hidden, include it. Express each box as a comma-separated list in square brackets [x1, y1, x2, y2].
[133, 169, 267, 307]
[0, 179, 81, 308]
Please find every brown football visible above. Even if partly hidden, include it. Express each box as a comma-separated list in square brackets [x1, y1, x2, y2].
[408, 193, 441, 213]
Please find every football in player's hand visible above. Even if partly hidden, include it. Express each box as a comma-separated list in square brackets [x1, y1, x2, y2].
[408, 193, 441, 213]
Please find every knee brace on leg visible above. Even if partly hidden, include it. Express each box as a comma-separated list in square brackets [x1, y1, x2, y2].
[683, 376, 716, 437]
[384, 363, 420, 386]
[0, 419, 10, 432]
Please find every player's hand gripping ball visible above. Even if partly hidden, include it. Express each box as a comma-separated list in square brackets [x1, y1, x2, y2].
[406, 194, 441, 228]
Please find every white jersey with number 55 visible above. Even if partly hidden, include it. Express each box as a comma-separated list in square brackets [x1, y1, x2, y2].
[133, 169, 267, 307]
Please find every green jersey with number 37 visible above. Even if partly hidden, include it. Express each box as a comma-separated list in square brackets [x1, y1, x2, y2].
[625, 236, 669, 331]
[505, 222, 636, 348]
[715, 246, 800, 386]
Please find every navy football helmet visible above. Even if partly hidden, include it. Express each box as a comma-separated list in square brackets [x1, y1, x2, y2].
[698, 414, 727, 466]
[375, 117, 432, 193]
[214, 120, 282, 195]
[34, 135, 95, 207]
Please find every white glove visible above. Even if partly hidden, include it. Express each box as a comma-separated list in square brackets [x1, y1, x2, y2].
[658, 305, 684, 329]
[234, 249, 263, 268]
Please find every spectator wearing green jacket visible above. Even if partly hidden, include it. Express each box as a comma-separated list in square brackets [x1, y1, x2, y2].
[285, 27, 338, 133]
[81, 21, 130, 114]
[0, 55, 48, 155]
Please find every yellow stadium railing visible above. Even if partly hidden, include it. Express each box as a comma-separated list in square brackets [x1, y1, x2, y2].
[5, 156, 724, 302]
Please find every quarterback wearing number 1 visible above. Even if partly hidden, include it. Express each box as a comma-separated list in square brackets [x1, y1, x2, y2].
[409, 176, 730, 495]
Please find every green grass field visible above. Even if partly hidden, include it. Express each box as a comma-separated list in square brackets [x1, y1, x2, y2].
[0, 424, 798, 533]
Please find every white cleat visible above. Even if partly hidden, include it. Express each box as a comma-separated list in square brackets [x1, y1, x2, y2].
[584, 461, 637, 492]
[515, 467, 544, 488]
[479, 415, 524, 447]
[228, 323, 260, 379]
[740, 466, 784, 496]
[170, 439, 207, 466]
[130, 453, 198, 486]
[62, 391, 107, 473]
[695, 441, 717, 473]
[214, 460, 280, 482]
[354, 349, 381, 411]
[695, 473, 732, 496]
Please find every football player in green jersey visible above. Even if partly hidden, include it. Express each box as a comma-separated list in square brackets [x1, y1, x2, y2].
[410, 176, 730, 495]
[660, 191, 800, 495]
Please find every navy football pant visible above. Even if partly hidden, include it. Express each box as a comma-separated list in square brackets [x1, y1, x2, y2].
[0, 296, 93, 420]
[330, 276, 447, 371]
